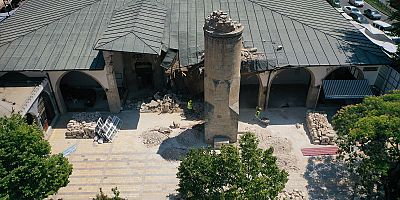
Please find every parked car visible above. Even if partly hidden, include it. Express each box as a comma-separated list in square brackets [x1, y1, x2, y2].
[349, 0, 364, 7]
[327, 0, 340, 8]
[343, 6, 362, 15]
[364, 9, 382, 20]
[349, 13, 369, 24]
[372, 20, 393, 34]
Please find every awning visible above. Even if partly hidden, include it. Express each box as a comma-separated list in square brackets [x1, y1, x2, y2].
[322, 79, 373, 99]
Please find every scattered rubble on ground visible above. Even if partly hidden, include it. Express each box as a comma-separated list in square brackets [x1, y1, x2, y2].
[306, 112, 337, 145]
[65, 112, 102, 139]
[278, 189, 306, 200]
[257, 132, 300, 172]
[140, 127, 172, 147]
[124, 92, 184, 113]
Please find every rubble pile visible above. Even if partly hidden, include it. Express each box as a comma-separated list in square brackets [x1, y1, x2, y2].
[241, 48, 257, 61]
[139, 93, 183, 113]
[278, 189, 306, 200]
[257, 133, 299, 172]
[306, 112, 337, 145]
[140, 127, 172, 147]
[65, 113, 102, 139]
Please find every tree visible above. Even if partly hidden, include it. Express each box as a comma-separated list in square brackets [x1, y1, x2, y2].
[0, 115, 73, 200]
[332, 90, 400, 199]
[176, 132, 288, 199]
[93, 187, 126, 200]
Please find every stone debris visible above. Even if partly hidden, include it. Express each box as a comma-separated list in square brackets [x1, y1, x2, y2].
[306, 112, 337, 145]
[257, 133, 299, 172]
[65, 112, 102, 139]
[139, 93, 182, 113]
[276, 154, 300, 171]
[278, 189, 306, 200]
[140, 127, 172, 147]
[169, 121, 180, 129]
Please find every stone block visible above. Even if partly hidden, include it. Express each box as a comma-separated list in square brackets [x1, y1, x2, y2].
[213, 136, 230, 149]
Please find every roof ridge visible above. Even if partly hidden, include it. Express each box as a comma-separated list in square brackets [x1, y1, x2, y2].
[246, 0, 383, 52]
[94, 1, 141, 48]
[94, 0, 164, 52]
[0, 0, 102, 47]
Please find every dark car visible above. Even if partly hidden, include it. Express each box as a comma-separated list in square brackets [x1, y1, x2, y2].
[364, 9, 382, 20]
[349, 13, 369, 24]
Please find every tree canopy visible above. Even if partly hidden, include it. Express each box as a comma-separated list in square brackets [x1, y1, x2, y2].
[176, 132, 288, 199]
[0, 115, 73, 200]
[332, 90, 400, 199]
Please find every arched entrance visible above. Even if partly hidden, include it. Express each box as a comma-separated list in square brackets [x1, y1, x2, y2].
[268, 68, 313, 108]
[58, 71, 109, 112]
[324, 66, 363, 80]
[240, 73, 260, 109]
[318, 66, 365, 106]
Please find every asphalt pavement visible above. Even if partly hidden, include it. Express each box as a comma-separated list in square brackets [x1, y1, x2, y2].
[339, 0, 390, 23]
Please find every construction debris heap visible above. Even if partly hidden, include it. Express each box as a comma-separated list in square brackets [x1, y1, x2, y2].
[306, 112, 337, 145]
[65, 112, 101, 139]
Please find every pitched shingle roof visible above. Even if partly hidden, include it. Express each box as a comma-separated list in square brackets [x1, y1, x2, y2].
[0, 0, 124, 71]
[94, 0, 167, 54]
[161, 0, 392, 69]
[0, 0, 393, 72]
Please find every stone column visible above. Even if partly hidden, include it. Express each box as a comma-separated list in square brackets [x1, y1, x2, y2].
[103, 51, 121, 113]
[257, 72, 269, 110]
[204, 10, 244, 144]
[306, 85, 320, 108]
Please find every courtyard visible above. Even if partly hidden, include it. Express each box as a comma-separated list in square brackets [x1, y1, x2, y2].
[48, 107, 353, 200]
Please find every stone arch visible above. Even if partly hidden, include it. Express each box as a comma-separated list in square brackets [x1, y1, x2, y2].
[324, 66, 364, 80]
[55, 71, 109, 112]
[0, 72, 29, 86]
[317, 66, 365, 106]
[267, 67, 315, 108]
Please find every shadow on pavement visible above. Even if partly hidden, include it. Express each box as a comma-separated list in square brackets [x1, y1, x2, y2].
[304, 156, 355, 199]
[157, 123, 207, 161]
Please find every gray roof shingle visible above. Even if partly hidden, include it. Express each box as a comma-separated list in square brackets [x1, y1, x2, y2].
[0, 0, 393, 72]
[94, 0, 167, 54]
[0, 0, 123, 71]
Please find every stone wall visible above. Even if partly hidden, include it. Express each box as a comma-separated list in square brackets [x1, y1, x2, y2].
[204, 10, 244, 144]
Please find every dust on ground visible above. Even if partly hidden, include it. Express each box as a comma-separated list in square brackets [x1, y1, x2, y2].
[48, 107, 353, 199]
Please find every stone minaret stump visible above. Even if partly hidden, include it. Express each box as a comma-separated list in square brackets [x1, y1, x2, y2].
[203, 10, 244, 144]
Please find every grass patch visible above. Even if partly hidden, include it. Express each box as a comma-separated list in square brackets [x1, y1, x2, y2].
[364, 0, 394, 16]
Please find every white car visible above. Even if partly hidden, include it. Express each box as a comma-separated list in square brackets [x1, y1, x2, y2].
[349, 0, 364, 7]
[343, 6, 362, 15]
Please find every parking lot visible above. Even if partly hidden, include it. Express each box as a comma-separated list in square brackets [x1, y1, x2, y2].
[339, 0, 389, 22]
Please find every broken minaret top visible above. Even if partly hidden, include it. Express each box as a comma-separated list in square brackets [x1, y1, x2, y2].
[204, 10, 243, 36]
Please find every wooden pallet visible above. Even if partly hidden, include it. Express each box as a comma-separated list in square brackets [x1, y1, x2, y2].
[301, 146, 338, 156]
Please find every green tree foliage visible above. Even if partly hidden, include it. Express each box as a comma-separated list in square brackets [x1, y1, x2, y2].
[0, 115, 73, 200]
[332, 90, 400, 199]
[93, 187, 126, 200]
[176, 132, 288, 199]
[391, 2, 400, 36]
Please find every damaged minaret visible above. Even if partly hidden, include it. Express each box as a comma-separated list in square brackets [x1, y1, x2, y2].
[203, 10, 244, 144]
